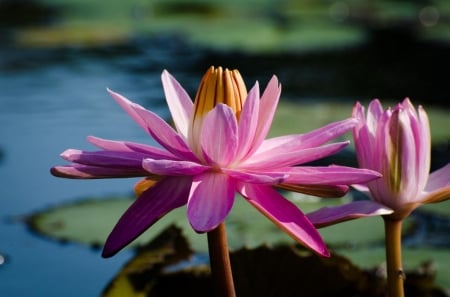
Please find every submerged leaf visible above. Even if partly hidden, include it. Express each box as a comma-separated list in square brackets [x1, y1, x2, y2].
[102, 226, 449, 297]
[102, 225, 195, 297]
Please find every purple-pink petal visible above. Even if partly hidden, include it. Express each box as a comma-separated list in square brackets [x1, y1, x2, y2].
[280, 165, 381, 186]
[246, 76, 281, 155]
[60, 149, 147, 168]
[200, 104, 238, 166]
[87, 136, 179, 160]
[236, 83, 260, 161]
[237, 182, 329, 257]
[51, 164, 146, 179]
[242, 142, 349, 169]
[102, 176, 192, 257]
[161, 70, 193, 139]
[255, 118, 357, 156]
[108, 89, 198, 162]
[306, 200, 393, 228]
[222, 168, 286, 184]
[142, 158, 210, 176]
[187, 172, 235, 232]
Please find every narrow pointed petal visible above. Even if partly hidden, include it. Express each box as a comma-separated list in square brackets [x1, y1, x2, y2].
[102, 176, 192, 257]
[351, 184, 371, 197]
[242, 142, 349, 169]
[416, 105, 431, 191]
[425, 163, 450, 191]
[142, 158, 210, 176]
[421, 164, 450, 203]
[108, 89, 198, 161]
[353, 103, 376, 170]
[222, 168, 286, 184]
[161, 70, 193, 139]
[200, 104, 238, 166]
[276, 184, 349, 198]
[366, 99, 384, 131]
[236, 83, 260, 161]
[107, 88, 151, 132]
[247, 76, 281, 154]
[51, 164, 146, 179]
[307, 200, 393, 228]
[255, 118, 357, 155]
[237, 182, 329, 257]
[187, 172, 235, 232]
[87, 136, 179, 160]
[60, 149, 146, 168]
[281, 165, 381, 185]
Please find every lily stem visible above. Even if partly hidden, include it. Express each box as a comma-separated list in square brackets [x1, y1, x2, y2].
[383, 217, 405, 297]
[207, 222, 236, 297]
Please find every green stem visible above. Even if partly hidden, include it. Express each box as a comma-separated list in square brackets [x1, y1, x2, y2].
[207, 222, 236, 297]
[383, 217, 405, 297]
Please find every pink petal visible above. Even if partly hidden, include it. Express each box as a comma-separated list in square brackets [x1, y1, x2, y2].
[255, 118, 357, 156]
[87, 136, 179, 160]
[306, 200, 393, 228]
[281, 165, 381, 186]
[108, 89, 198, 161]
[51, 164, 146, 179]
[60, 149, 146, 168]
[247, 76, 281, 155]
[200, 104, 238, 166]
[416, 105, 431, 191]
[161, 70, 193, 139]
[187, 172, 235, 232]
[142, 158, 210, 176]
[366, 99, 384, 132]
[102, 176, 192, 257]
[242, 142, 349, 169]
[421, 163, 450, 203]
[237, 182, 329, 257]
[222, 168, 286, 184]
[236, 83, 260, 161]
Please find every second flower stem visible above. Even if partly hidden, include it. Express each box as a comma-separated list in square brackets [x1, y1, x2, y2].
[383, 217, 405, 297]
[207, 222, 236, 297]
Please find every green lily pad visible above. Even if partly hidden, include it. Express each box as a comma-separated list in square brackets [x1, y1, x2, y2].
[28, 192, 393, 252]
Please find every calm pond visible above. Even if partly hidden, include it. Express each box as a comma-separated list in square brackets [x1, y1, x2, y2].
[1, 1, 450, 296]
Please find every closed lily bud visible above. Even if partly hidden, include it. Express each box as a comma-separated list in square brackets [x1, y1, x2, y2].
[353, 98, 450, 219]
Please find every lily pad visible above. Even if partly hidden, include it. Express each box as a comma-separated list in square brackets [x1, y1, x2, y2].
[27, 192, 393, 252]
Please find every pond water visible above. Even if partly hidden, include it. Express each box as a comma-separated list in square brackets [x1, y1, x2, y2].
[0, 39, 219, 296]
[1, 33, 450, 297]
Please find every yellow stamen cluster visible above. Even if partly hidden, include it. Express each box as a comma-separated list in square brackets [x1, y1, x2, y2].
[189, 66, 247, 156]
[193, 66, 247, 119]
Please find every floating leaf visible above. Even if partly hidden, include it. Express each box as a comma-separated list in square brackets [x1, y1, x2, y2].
[28, 193, 391, 252]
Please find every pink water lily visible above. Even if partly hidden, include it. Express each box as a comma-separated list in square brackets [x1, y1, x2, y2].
[351, 98, 450, 219]
[51, 66, 381, 258]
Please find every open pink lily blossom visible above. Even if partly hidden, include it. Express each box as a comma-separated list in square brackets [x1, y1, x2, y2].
[349, 98, 450, 219]
[51, 66, 382, 258]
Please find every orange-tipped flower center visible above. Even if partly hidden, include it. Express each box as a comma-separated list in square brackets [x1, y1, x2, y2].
[189, 66, 247, 156]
